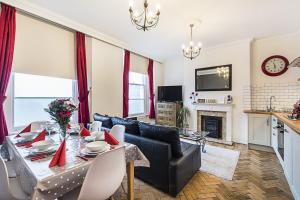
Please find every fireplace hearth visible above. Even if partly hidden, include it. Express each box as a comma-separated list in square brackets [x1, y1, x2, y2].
[201, 115, 222, 139]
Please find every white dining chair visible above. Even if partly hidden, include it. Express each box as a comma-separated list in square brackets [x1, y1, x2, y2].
[30, 121, 48, 132]
[62, 147, 126, 200]
[0, 156, 28, 200]
[110, 125, 125, 143]
[90, 121, 102, 132]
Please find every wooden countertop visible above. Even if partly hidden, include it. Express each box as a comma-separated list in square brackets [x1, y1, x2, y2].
[244, 110, 300, 135]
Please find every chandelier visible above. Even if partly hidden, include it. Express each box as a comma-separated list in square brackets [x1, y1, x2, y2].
[217, 67, 230, 79]
[182, 24, 202, 60]
[129, 0, 160, 31]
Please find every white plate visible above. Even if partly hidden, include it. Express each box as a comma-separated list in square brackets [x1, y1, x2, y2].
[86, 141, 108, 152]
[31, 140, 53, 150]
[80, 146, 110, 156]
[31, 146, 56, 154]
[19, 132, 39, 140]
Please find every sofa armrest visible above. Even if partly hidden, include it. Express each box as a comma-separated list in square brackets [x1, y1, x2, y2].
[125, 133, 172, 163]
[169, 143, 201, 196]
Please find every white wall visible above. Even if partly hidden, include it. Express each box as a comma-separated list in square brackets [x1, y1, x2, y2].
[251, 32, 300, 85]
[164, 39, 251, 144]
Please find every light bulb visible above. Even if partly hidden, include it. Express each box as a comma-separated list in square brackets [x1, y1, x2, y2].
[198, 42, 202, 47]
[156, 4, 161, 11]
[133, 11, 139, 18]
[129, 0, 134, 8]
[148, 11, 154, 18]
[182, 44, 186, 50]
[189, 41, 194, 47]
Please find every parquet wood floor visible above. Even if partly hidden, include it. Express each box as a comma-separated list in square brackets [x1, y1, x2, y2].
[116, 143, 293, 200]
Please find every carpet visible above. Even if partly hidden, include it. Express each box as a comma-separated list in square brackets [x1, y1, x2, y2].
[200, 144, 240, 180]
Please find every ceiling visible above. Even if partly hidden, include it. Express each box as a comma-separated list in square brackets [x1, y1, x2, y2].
[24, 0, 300, 61]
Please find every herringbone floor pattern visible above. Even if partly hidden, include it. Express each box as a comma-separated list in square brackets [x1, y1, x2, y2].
[116, 143, 294, 200]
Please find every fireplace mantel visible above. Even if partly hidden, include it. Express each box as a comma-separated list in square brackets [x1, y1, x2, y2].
[193, 103, 233, 145]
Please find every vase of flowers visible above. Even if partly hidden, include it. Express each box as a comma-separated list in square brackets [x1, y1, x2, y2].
[44, 98, 77, 140]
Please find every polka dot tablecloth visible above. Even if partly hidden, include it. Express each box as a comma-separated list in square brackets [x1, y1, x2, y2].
[2, 135, 149, 200]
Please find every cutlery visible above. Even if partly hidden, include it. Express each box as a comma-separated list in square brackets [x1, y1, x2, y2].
[76, 155, 89, 161]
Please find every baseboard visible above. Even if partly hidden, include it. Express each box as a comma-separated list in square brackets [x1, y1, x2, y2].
[248, 143, 274, 152]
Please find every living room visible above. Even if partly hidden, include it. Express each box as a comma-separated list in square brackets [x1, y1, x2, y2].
[0, 0, 300, 200]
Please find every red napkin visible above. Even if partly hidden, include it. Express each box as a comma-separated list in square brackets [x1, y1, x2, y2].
[80, 127, 91, 137]
[49, 139, 66, 167]
[24, 130, 46, 148]
[15, 124, 32, 138]
[104, 130, 119, 145]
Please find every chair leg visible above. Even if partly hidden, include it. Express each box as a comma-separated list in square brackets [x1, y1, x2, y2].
[121, 183, 126, 194]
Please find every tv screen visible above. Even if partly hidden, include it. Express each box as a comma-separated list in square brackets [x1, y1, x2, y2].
[157, 86, 182, 102]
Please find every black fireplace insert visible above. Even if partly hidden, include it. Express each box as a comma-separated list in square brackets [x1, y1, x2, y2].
[201, 115, 222, 139]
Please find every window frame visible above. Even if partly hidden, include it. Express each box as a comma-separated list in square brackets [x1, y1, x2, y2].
[12, 73, 78, 129]
[128, 72, 148, 117]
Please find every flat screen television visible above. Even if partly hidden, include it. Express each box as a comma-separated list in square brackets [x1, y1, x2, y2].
[195, 65, 232, 91]
[157, 86, 182, 102]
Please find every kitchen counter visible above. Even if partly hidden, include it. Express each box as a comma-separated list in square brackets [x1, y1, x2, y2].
[244, 110, 300, 135]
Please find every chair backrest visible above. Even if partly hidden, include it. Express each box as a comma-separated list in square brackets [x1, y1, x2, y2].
[78, 147, 126, 200]
[0, 156, 14, 200]
[30, 121, 49, 132]
[110, 125, 125, 143]
[90, 121, 102, 132]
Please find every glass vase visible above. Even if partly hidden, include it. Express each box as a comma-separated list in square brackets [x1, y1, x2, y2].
[59, 124, 67, 141]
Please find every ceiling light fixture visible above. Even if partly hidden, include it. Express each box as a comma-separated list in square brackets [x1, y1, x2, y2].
[182, 24, 202, 60]
[129, 0, 160, 31]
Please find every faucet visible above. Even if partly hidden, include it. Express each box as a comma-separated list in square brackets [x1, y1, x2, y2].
[267, 96, 276, 112]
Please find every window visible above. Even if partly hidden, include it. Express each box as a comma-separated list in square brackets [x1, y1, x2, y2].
[129, 72, 147, 116]
[13, 73, 76, 128]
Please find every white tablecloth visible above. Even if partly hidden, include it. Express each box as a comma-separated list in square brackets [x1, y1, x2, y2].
[1, 134, 149, 200]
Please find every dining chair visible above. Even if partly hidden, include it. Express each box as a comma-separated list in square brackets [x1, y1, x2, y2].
[90, 121, 102, 132]
[0, 156, 28, 200]
[110, 125, 125, 143]
[30, 121, 49, 132]
[62, 147, 126, 200]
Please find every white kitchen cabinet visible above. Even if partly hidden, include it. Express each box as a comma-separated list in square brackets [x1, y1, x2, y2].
[291, 127, 300, 200]
[284, 125, 293, 184]
[271, 116, 278, 151]
[248, 114, 271, 146]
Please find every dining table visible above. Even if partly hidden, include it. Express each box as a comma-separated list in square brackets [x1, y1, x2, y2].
[1, 133, 150, 200]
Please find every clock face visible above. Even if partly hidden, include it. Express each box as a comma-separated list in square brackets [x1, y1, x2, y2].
[261, 55, 289, 76]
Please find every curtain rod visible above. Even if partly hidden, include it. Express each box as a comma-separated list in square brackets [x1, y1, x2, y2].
[15, 8, 161, 64]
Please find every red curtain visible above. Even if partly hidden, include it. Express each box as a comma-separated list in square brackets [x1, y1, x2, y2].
[76, 32, 90, 123]
[148, 59, 156, 119]
[123, 50, 130, 118]
[0, 4, 16, 144]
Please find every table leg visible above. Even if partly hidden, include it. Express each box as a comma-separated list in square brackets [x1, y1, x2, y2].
[126, 160, 134, 200]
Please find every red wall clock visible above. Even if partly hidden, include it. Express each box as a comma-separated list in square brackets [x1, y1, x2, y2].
[261, 55, 289, 76]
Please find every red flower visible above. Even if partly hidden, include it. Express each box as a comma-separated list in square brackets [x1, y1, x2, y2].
[59, 111, 72, 118]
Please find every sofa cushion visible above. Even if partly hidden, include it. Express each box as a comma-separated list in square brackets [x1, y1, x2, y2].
[138, 122, 183, 158]
[93, 113, 113, 128]
[111, 117, 140, 135]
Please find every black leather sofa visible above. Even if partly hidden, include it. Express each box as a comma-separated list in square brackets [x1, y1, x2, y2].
[94, 113, 201, 197]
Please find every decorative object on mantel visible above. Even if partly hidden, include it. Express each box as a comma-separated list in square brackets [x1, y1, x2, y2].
[129, 0, 160, 31]
[261, 55, 289, 76]
[44, 98, 77, 140]
[196, 99, 217, 104]
[190, 92, 198, 103]
[225, 95, 233, 104]
[182, 24, 202, 60]
[177, 106, 191, 136]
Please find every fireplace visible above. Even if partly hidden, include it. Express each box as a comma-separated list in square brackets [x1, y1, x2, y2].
[201, 115, 222, 139]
